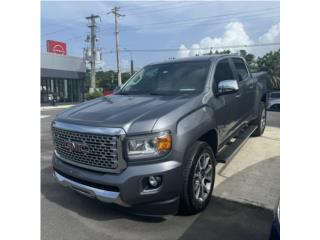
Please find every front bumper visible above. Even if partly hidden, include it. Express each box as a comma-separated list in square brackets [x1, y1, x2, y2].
[52, 153, 182, 215]
[53, 171, 129, 207]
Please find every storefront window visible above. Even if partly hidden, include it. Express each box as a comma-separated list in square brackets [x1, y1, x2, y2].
[41, 77, 84, 103]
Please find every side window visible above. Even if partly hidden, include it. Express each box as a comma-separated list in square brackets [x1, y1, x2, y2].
[232, 58, 249, 81]
[214, 59, 234, 86]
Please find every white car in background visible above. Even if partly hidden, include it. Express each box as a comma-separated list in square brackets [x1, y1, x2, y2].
[267, 91, 280, 111]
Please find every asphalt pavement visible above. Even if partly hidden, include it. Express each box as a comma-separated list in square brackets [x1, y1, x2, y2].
[41, 108, 279, 240]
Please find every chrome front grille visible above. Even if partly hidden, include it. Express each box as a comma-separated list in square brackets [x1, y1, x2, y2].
[53, 127, 120, 171]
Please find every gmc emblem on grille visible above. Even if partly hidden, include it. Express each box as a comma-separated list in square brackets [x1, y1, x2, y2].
[63, 141, 89, 154]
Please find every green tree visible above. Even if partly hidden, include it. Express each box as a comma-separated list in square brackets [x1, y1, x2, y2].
[96, 70, 117, 90]
[256, 49, 280, 90]
[214, 49, 231, 54]
[239, 49, 255, 66]
[85, 69, 133, 93]
[121, 72, 132, 84]
[203, 49, 231, 55]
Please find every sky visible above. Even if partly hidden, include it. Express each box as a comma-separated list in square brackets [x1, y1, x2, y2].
[41, 1, 280, 71]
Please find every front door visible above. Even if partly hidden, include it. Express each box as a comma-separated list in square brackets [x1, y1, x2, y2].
[210, 58, 240, 143]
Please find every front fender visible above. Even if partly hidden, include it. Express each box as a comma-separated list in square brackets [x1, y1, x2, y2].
[175, 106, 217, 161]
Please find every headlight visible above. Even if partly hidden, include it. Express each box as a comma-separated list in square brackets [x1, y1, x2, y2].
[126, 132, 172, 159]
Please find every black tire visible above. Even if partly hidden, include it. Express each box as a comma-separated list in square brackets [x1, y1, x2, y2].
[179, 141, 216, 215]
[251, 101, 267, 137]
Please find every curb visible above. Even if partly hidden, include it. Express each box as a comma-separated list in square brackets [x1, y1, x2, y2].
[41, 104, 75, 110]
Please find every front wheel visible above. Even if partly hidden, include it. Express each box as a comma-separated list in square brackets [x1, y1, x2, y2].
[179, 141, 216, 215]
[251, 101, 267, 137]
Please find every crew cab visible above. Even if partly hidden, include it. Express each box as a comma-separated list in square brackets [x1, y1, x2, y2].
[51, 55, 267, 215]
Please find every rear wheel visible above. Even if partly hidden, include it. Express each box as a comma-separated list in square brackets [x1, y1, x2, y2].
[251, 101, 267, 137]
[179, 141, 215, 215]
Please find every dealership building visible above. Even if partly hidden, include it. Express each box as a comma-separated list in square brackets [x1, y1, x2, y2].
[41, 41, 86, 104]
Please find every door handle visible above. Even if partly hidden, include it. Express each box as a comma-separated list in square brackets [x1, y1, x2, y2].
[249, 84, 254, 89]
[235, 93, 241, 98]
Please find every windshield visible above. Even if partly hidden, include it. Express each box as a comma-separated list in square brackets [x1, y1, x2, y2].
[118, 61, 211, 95]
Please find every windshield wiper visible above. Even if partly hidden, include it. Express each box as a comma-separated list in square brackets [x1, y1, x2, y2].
[149, 92, 164, 95]
[149, 91, 179, 96]
[117, 91, 130, 95]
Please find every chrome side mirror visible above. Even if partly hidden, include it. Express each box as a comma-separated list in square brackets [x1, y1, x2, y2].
[217, 80, 239, 96]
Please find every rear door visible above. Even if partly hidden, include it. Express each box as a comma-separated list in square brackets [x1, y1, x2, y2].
[230, 57, 255, 123]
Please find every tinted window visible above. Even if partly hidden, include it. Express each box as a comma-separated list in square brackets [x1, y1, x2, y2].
[271, 92, 280, 98]
[119, 61, 210, 95]
[232, 58, 249, 81]
[214, 59, 234, 84]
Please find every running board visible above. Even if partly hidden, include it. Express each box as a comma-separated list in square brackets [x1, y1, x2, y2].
[216, 125, 257, 164]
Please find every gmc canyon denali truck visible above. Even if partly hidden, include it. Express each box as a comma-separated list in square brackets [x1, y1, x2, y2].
[52, 55, 267, 215]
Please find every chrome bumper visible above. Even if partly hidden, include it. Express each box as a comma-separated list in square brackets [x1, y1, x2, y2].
[53, 171, 130, 207]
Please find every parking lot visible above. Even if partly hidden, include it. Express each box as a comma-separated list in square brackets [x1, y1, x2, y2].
[41, 107, 279, 240]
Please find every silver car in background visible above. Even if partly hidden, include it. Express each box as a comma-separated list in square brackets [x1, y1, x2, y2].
[267, 91, 280, 111]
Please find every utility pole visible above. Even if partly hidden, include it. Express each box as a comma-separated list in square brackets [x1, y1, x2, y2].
[130, 59, 134, 76]
[108, 7, 125, 86]
[85, 14, 100, 93]
[124, 48, 134, 75]
[128, 50, 134, 75]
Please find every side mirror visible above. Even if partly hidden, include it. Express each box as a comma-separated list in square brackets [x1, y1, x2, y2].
[112, 85, 121, 94]
[217, 80, 239, 96]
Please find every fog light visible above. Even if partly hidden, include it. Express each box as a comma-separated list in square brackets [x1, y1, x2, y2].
[148, 176, 162, 188]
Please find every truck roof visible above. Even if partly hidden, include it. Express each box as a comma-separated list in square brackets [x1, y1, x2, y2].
[147, 54, 241, 66]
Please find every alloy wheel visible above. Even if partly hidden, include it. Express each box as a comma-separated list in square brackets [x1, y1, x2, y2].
[193, 153, 213, 202]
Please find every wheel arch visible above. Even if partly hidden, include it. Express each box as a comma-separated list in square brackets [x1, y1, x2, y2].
[197, 129, 218, 157]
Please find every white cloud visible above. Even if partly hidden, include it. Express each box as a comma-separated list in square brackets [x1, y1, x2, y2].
[259, 23, 280, 43]
[177, 22, 254, 57]
[177, 44, 190, 58]
[255, 23, 280, 56]
[177, 22, 280, 58]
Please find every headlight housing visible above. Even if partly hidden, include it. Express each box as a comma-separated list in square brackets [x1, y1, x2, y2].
[126, 131, 172, 160]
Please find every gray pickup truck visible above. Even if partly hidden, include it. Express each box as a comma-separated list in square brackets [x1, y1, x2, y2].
[52, 55, 267, 216]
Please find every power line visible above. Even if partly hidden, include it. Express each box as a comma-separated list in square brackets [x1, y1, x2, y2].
[98, 43, 280, 71]
[119, 13, 279, 34]
[119, 2, 181, 12]
[41, 11, 278, 50]
[41, 6, 278, 41]
[42, 1, 212, 36]
[123, 2, 211, 16]
[42, 3, 279, 37]
[41, 10, 278, 50]
[102, 43, 280, 54]
[41, 24, 86, 36]
[100, 9, 278, 36]
[41, 9, 107, 36]
[130, 7, 278, 27]
[77, 9, 279, 41]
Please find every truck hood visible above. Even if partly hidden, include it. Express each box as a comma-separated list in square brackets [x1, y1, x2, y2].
[56, 94, 198, 134]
